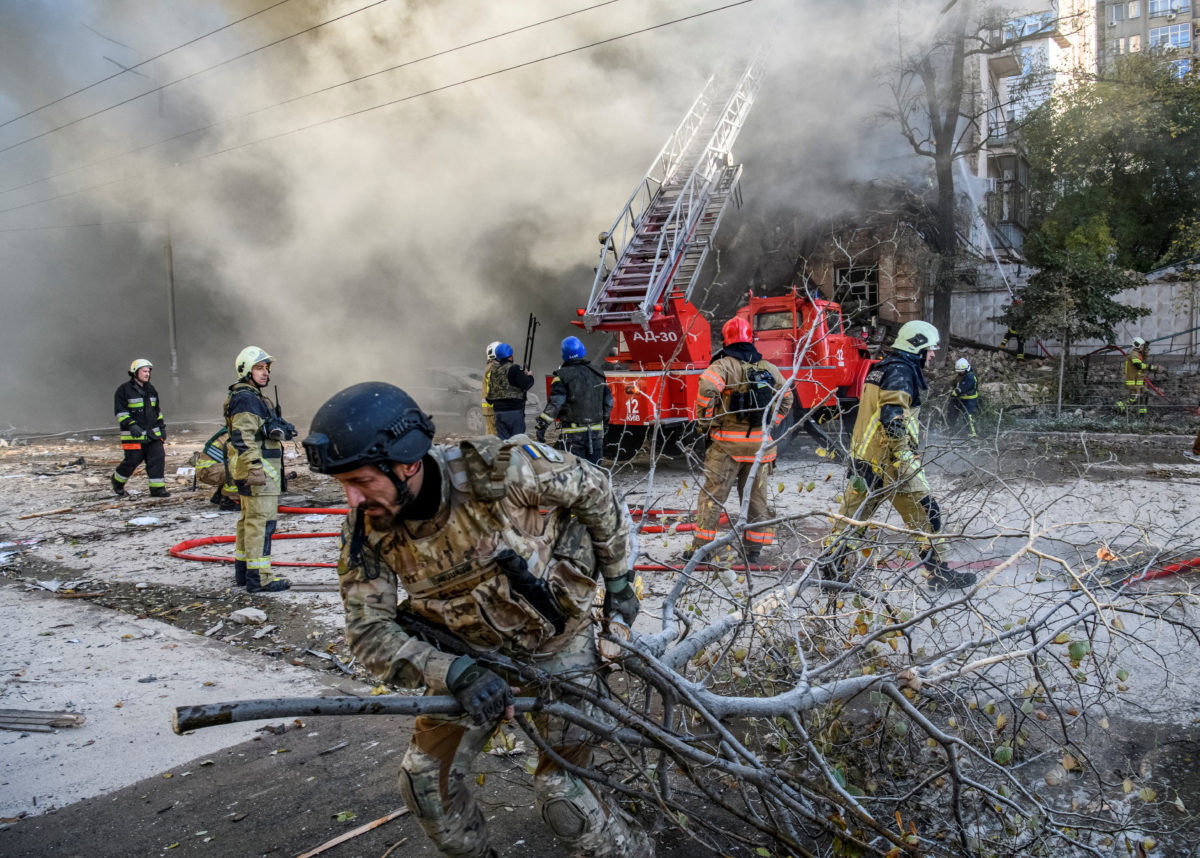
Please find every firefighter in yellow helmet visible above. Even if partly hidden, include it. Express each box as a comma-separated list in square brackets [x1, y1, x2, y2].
[828, 321, 975, 590]
[112, 358, 169, 497]
[684, 316, 792, 564]
[224, 346, 292, 593]
[1116, 337, 1161, 417]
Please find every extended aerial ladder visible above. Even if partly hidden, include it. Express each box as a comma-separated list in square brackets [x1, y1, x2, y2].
[580, 55, 765, 334]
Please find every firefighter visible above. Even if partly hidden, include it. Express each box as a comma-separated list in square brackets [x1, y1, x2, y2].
[1187, 423, 1200, 463]
[225, 346, 291, 593]
[684, 317, 792, 564]
[302, 382, 653, 858]
[481, 341, 501, 435]
[828, 321, 975, 591]
[535, 336, 612, 465]
[1116, 337, 1161, 417]
[1000, 298, 1026, 360]
[485, 342, 534, 440]
[948, 357, 979, 438]
[112, 358, 169, 497]
[193, 428, 240, 511]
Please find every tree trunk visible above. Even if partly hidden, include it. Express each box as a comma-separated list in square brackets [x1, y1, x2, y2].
[1056, 338, 1069, 418]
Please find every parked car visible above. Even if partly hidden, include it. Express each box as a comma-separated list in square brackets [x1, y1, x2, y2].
[408, 367, 541, 435]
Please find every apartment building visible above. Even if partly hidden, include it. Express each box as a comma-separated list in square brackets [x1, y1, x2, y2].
[1101, 0, 1196, 75]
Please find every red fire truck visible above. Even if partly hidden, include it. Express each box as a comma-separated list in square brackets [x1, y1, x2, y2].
[560, 58, 874, 460]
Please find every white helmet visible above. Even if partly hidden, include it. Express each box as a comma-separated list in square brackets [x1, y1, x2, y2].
[486, 341, 501, 361]
[235, 346, 273, 378]
[893, 321, 940, 354]
[129, 358, 153, 375]
[955, 357, 970, 372]
[1131, 337, 1147, 351]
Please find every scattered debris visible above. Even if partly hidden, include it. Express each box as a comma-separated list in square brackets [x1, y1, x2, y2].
[18, 507, 75, 520]
[125, 516, 160, 526]
[203, 621, 224, 637]
[252, 624, 278, 640]
[295, 808, 409, 858]
[230, 607, 268, 625]
[0, 708, 86, 733]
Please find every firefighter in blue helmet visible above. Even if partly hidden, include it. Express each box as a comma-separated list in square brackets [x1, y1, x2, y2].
[948, 357, 979, 438]
[484, 342, 534, 440]
[536, 336, 613, 464]
[112, 358, 169, 497]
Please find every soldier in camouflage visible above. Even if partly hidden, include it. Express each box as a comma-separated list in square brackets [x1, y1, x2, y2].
[303, 382, 653, 858]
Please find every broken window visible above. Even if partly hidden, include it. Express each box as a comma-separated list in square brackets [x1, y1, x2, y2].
[753, 311, 795, 332]
[833, 266, 879, 327]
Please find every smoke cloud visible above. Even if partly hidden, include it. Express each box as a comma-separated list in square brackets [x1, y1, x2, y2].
[0, 0, 948, 434]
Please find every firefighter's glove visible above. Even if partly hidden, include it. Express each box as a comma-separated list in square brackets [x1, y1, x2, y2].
[495, 549, 565, 634]
[535, 415, 551, 443]
[246, 467, 267, 487]
[603, 572, 640, 625]
[446, 656, 512, 726]
[129, 424, 146, 440]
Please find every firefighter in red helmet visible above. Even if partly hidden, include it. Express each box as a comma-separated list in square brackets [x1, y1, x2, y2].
[684, 316, 792, 564]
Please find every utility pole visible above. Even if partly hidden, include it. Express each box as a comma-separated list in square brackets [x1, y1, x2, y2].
[164, 220, 180, 400]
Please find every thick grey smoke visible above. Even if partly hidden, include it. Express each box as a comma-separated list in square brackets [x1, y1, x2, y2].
[0, 0, 945, 433]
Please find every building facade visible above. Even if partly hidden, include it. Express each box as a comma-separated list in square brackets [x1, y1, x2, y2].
[1100, 0, 1196, 76]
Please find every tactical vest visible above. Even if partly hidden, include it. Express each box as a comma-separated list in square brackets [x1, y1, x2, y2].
[555, 361, 608, 426]
[353, 437, 599, 655]
[485, 362, 525, 404]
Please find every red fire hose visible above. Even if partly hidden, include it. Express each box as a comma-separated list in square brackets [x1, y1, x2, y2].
[169, 532, 340, 567]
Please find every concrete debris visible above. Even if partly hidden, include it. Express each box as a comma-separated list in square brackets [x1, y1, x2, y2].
[252, 624, 278, 639]
[230, 607, 268, 625]
[0, 708, 87, 733]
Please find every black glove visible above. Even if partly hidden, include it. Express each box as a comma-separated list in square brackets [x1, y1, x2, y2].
[129, 424, 146, 440]
[535, 416, 551, 443]
[602, 572, 639, 624]
[495, 549, 565, 634]
[446, 657, 512, 725]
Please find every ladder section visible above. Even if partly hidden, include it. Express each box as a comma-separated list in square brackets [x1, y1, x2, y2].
[582, 57, 765, 331]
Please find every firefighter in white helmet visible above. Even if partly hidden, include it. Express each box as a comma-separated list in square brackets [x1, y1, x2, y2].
[826, 321, 975, 590]
[224, 346, 293, 593]
[481, 341, 501, 435]
[112, 358, 169, 497]
[1117, 337, 1161, 417]
[948, 357, 979, 438]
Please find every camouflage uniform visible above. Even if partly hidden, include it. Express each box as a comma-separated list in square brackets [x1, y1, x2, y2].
[833, 351, 947, 570]
[224, 382, 283, 587]
[688, 345, 792, 556]
[337, 435, 652, 858]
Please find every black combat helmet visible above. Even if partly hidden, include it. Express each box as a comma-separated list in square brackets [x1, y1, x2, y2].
[303, 382, 435, 474]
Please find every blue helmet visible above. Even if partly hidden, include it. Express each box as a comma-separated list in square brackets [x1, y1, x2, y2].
[494, 342, 514, 360]
[561, 336, 586, 361]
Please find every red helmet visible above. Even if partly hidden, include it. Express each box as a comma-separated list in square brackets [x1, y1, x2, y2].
[721, 316, 752, 345]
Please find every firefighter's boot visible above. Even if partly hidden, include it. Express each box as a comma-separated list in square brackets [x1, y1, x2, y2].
[111, 475, 126, 497]
[150, 486, 171, 498]
[233, 560, 248, 588]
[745, 547, 762, 565]
[246, 569, 291, 593]
[924, 557, 976, 591]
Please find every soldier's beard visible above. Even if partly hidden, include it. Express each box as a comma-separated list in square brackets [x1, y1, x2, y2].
[358, 471, 417, 531]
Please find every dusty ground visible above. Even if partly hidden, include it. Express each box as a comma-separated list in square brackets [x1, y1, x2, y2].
[1, 426, 1199, 856]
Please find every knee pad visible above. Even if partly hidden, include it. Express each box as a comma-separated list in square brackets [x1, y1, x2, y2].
[918, 496, 943, 533]
[541, 798, 587, 840]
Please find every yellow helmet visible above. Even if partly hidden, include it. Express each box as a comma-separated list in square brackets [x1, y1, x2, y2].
[129, 358, 153, 375]
[236, 346, 273, 378]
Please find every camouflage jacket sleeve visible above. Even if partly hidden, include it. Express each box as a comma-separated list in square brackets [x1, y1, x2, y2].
[504, 446, 629, 582]
[336, 513, 459, 690]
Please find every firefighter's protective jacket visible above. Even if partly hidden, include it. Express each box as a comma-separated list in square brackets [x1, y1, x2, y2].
[542, 358, 612, 429]
[849, 351, 928, 480]
[695, 343, 792, 463]
[336, 436, 628, 690]
[1124, 349, 1159, 387]
[485, 360, 534, 412]
[114, 379, 165, 446]
[224, 381, 282, 496]
[953, 369, 979, 405]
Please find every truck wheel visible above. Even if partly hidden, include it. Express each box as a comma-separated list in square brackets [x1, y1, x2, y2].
[604, 425, 647, 463]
